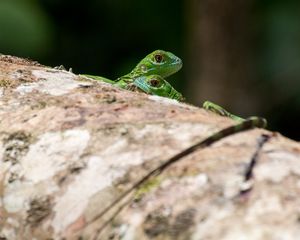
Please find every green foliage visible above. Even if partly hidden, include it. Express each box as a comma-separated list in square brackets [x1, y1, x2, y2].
[0, 0, 54, 57]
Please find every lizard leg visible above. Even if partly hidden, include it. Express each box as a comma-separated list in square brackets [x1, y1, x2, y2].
[203, 100, 245, 122]
[203, 101, 268, 128]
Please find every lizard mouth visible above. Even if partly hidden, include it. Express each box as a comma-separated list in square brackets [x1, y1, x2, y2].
[133, 78, 150, 94]
[163, 60, 183, 78]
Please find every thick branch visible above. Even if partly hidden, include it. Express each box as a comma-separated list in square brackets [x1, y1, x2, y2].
[0, 55, 299, 240]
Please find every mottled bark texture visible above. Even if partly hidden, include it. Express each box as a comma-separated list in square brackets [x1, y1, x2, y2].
[0, 55, 300, 240]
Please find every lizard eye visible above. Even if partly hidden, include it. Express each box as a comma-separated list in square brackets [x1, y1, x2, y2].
[154, 54, 164, 63]
[149, 78, 160, 87]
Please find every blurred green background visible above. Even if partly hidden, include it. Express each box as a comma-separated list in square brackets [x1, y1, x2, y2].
[1, 0, 300, 140]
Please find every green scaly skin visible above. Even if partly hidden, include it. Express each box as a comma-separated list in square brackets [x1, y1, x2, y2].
[82, 74, 115, 84]
[202, 101, 245, 122]
[132, 75, 184, 101]
[133, 75, 267, 128]
[202, 101, 267, 128]
[81, 50, 182, 89]
[80, 50, 266, 127]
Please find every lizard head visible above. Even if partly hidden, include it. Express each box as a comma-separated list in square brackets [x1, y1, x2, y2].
[133, 75, 184, 101]
[133, 50, 182, 78]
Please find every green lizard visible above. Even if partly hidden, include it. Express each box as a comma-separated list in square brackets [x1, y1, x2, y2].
[203, 101, 267, 127]
[132, 75, 184, 101]
[81, 50, 265, 127]
[82, 49, 182, 89]
[132, 75, 266, 127]
[203, 101, 245, 122]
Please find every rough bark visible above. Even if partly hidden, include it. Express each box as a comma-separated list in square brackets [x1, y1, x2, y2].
[0, 55, 299, 240]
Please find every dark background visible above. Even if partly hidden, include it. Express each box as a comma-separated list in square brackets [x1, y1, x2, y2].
[1, 0, 300, 140]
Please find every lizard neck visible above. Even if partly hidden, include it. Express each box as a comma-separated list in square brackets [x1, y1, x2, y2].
[116, 69, 143, 82]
